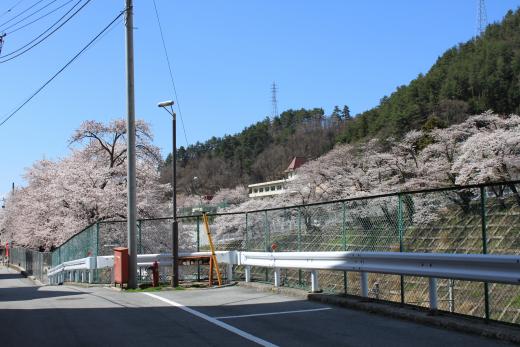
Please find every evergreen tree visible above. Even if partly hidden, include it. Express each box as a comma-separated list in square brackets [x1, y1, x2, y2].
[342, 105, 351, 120]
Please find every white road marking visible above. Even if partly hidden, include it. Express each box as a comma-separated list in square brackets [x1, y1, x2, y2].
[214, 307, 332, 320]
[143, 292, 279, 347]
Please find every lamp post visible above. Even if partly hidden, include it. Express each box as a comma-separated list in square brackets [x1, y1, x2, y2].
[158, 100, 179, 287]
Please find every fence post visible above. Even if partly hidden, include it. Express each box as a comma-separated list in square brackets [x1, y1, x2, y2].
[397, 194, 405, 305]
[137, 220, 142, 254]
[342, 202, 348, 295]
[137, 220, 142, 283]
[197, 215, 201, 282]
[245, 213, 249, 251]
[298, 207, 302, 286]
[95, 222, 100, 257]
[94, 222, 100, 284]
[480, 186, 490, 320]
[264, 210, 269, 282]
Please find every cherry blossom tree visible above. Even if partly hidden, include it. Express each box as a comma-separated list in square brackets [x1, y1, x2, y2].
[0, 119, 169, 250]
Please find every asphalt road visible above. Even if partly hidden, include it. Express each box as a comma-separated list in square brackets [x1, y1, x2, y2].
[0, 266, 512, 347]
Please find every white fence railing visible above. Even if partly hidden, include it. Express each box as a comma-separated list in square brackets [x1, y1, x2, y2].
[48, 250, 520, 310]
[48, 251, 237, 285]
[237, 251, 520, 310]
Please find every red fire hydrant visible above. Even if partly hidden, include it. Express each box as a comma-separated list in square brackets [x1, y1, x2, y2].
[151, 261, 159, 287]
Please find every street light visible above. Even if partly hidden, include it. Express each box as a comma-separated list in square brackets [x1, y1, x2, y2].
[158, 99, 179, 287]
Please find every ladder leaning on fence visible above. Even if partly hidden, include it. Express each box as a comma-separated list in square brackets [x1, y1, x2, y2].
[203, 213, 222, 286]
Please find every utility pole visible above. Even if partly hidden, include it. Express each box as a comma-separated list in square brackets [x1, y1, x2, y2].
[477, 0, 487, 37]
[125, 0, 137, 289]
[271, 82, 279, 118]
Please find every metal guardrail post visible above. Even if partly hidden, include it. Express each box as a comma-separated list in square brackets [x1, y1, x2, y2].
[274, 268, 280, 287]
[298, 207, 302, 286]
[342, 202, 348, 295]
[311, 270, 319, 292]
[245, 265, 251, 282]
[429, 277, 438, 310]
[480, 186, 490, 320]
[361, 272, 369, 298]
[397, 194, 405, 304]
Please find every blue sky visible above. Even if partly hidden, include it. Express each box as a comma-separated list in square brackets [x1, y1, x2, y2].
[1, 0, 519, 198]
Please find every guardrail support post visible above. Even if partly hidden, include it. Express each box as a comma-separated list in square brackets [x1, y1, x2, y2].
[227, 263, 233, 283]
[245, 265, 251, 282]
[429, 277, 438, 311]
[311, 270, 319, 292]
[274, 268, 281, 287]
[361, 272, 369, 297]
[89, 270, 93, 284]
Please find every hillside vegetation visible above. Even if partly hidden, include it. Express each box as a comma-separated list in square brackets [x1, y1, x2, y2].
[163, 107, 350, 194]
[164, 8, 520, 195]
[338, 9, 520, 142]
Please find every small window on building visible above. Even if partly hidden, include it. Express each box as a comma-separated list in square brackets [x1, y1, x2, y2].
[270, 186, 275, 191]
[249, 188, 252, 194]
[254, 188, 258, 193]
[277, 185, 282, 190]
[259, 188, 264, 192]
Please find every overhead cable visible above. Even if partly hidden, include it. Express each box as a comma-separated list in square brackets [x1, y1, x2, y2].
[2, 0, 70, 34]
[0, 0, 90, 62]
[0, 0, 45, 28]
[0, 9, 125, 128]
[152, 0, 190, 148]
[0, 0, 26, 19]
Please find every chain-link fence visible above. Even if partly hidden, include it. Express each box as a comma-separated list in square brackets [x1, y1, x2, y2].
[16, 180, 520, 325]
[5, 246, 52, 283]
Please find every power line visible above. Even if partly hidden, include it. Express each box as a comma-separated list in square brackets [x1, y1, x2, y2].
[0, 0, 89, 62]
[0, 0, 26, 20]
[0, 9, 126, 128]
[152, 0, 190, 148]
[0, 0, 45, 28]
[2, 0, 70, 34]
[6, 0, 76, 35]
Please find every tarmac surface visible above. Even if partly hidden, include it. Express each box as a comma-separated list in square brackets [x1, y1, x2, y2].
[0, 265, 512, 346]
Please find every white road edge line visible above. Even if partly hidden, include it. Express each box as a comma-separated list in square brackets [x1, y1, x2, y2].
[142, 293, 279, 347]
[215, 307, 332, 320]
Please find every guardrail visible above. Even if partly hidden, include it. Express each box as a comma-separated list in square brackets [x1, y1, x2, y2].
[48, 250, 520, 312]
[238, 251, 520, 310]
[48, 251, 237, 285]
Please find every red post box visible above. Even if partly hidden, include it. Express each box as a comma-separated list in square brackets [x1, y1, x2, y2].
[113, 247, 128, 287]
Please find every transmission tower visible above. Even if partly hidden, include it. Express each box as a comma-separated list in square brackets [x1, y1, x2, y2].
[477, 0, 487, 37]
[271, 81, 279, 118]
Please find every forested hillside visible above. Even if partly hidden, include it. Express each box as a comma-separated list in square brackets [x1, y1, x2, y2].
[338, 9, 520, 143]
[164, 9, 520, 194]
[161, 107, 350, 194]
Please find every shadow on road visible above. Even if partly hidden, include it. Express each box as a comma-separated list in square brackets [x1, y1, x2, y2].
[0, 272, 28, 280]
[0, 286, 84, 302]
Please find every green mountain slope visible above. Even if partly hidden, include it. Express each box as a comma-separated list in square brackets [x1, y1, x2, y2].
[338, 9, 520, 143]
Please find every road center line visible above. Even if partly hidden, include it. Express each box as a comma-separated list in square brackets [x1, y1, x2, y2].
[215, 307, 332, 320]
[143, 293, 279, 347]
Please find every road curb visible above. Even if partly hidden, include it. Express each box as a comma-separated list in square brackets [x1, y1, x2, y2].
[238, 281, 520, 344]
